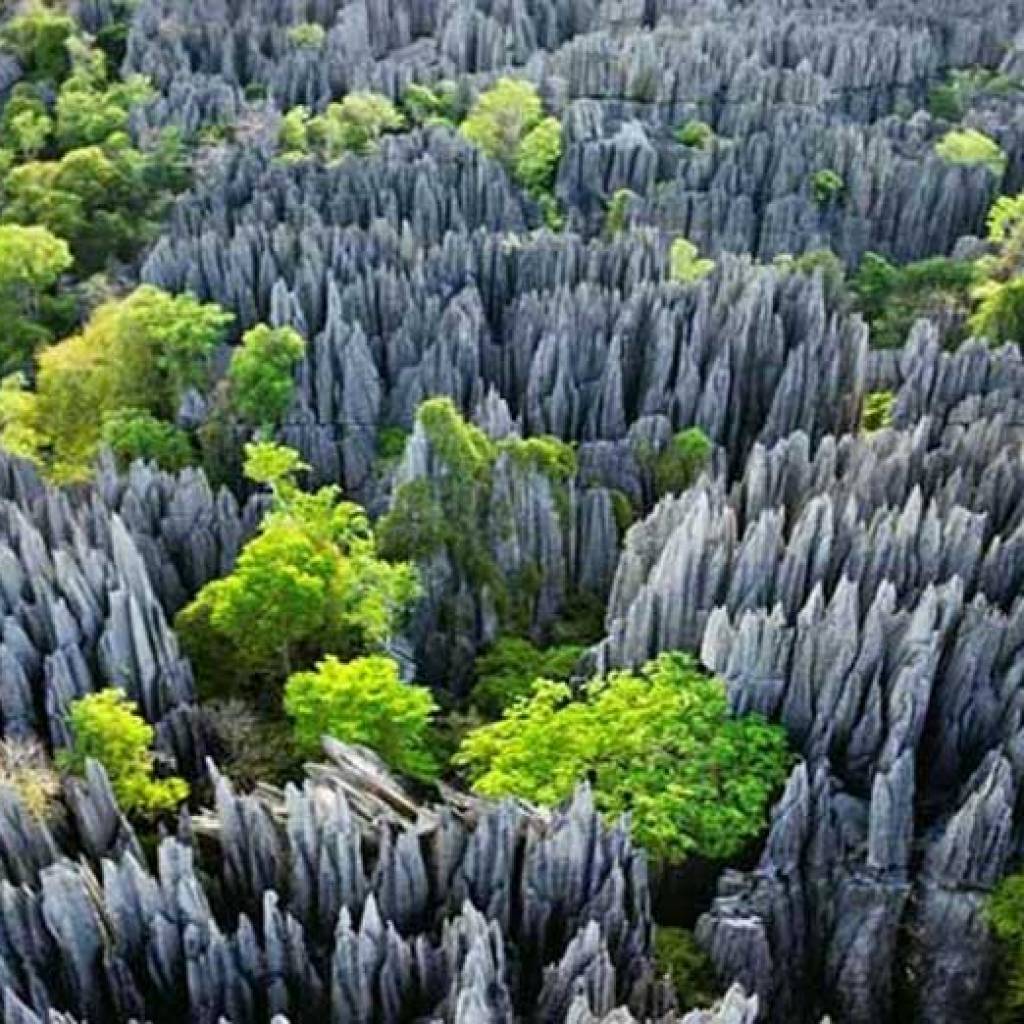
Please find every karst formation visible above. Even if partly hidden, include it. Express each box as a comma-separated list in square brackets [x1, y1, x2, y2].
[0, 0, 1022, 1020]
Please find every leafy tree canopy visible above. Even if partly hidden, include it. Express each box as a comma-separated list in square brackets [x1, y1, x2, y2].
[227, 323, 305, 426]
[57, 689, 188, 816]
[284, 654, 437, 777]
[455, 652, 791, 861]
[470, 636, 584, 718]
[669, 237, 714, 283]
[177, 442, 418, 690]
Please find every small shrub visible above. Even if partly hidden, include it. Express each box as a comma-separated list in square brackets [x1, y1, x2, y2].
[308, 93, 404, 158]
[675, 119, 713, 150]
[515, 115, 562, 195]
[610, 489, 635, 533]
[287, 22, 325, 48]
[284, 654, 438, 778]
[0, 738, 61, 821]
[971, 277, 1024, 346]
[227, 323, 306, 427]
[811, 168, 845, 206]
[101, 408, 193, 470]
[470, 636, 583, 718]
[861, 390, 894, 432]
[58, 689, 188, 816]
[987, 873, 1024, 1021]
[401, 82, 458, 125]
[655, 927, 720, 1010]
[460, 78, 542, 165]
[456, 652, 792, 861]
[669, 238, 715, 283]
[605, 188, 637, 237]
[375, 425, 409, 464]
[499, 435, 576, 480]
[654, 427, 713, 495]
[935, 128, 1007, 177]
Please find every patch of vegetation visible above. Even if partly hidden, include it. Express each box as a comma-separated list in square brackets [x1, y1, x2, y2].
[469, 636, 584, 718]
[811, 168, 845, 206]
[58, 689, 188, 817]
[987, 873, 1024, 1022]
[675, 119, 713, 150]
[610, 489, 635, 533]
[0, 284, 232, 480]
[669, 237, 715, 283]
[654, 427, 713, 496]
[400, 81, 460, 126]
[375, 424, 410, 464]
[456, 651, 792, 862]
[284, 654, 438, 778]
[279, 92, 405, 159]
[852, 252, 978, 349]
[498, 434, 577, 480]
[101, 407, 194, 470]
[604, 187, 637, 237]
[177, 442, 419, 695]
[861, 390, 894, 432]
[286, 22, 325, 48]
[227, 323, 305, 427]
[655, 927, 720, 1010]
[460, 78, 564, 228]
[935, 128, 1007, 177]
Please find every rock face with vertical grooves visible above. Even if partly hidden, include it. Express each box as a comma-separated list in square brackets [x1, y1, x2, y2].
[2, 0, 1024, 1020]
[596, 334, 1024, 1023]
[0, 745, 697, 1024]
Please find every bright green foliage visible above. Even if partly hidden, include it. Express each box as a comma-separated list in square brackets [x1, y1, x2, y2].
[987, 873, 1024, 1021]
[243, 439, 308, 490]
[669, 237, 715, 283]
[4, 285, 230, 477]
[0, 223, 72, 373]
[499, 435, 577, 480]
[278, 106, 311, 155]
[56, 61, 153, 151]
[935, 128, 1007, 177]
[861, 390, 894, 432]
[852, 252, 978, 349]
[460, 78, 542, 165]
[378, 398, 497, 576]
[986, 192, 1024, 260]
[178, 443, 418, 688]
[57, 689, 188, 816]
[811, 168, 845, 205]
[227, 323, 306, 426]
[3, 137, 165, 272]
[605, 188, 636, 237]
[400, 81, 459, 126]
[307, 93, 405, 158]
[456, 652, 791, 861]
[284, 654, 437, 777]
[470, 636, 583, 718]
[1, 11, 75, 82]
[655, 427, 713, 496]
[0, 373, 48, 461]
[287, 22, 325, 47]
[375, 425, 409, 464]
[655, 928, 720, 1009]
[971, 277, 1024, 346]
[101, 408, 193, 470]
[1, 86, 53, 156]
[516, 116, 562, 195]
[675, 119, 713, 150]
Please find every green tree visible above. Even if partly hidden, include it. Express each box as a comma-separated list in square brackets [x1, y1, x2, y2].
[470, 636, 583, 718]
[400, 81, 458, 126]
[227, 323, 306, 426]
[287, 22, 325, 47]
[861, 390, 894, 432]
[101, 408, 193, 470]
[308, 92, 404, 158]
[455, 652, 791, 861]
[515, 115, 562, 195]
[460, 78, 542, 165]
[669, 237, 714, 283]
[971, 277, 1024, 346]
[0, 223, 72, 373]
[57, 689, 188, 816]
[278, 106, 311, 155]
[811, 168, 845, 205]
[675, 119, 714, 149]
[987, 873, 1024, 1021]
[1, 11, 75, 82]
[654, 427, 713, 495]
[284, 654, 437, 777]
[177, 442, 418, 688]
[935, 128, 1007, 177]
